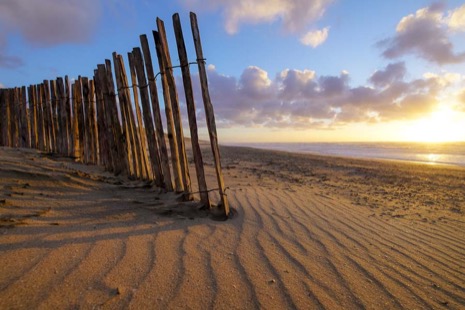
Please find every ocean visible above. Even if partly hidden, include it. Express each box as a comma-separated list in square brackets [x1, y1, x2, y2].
[230, 142, 465, 167]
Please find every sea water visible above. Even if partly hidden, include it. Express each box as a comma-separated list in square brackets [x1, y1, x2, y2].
[231, 142, 465, 167]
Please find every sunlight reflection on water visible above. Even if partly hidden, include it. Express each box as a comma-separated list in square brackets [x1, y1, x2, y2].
[235, 142, 465, 167]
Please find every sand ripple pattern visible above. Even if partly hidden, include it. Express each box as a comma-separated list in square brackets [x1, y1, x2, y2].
[1, 147, 465, 309]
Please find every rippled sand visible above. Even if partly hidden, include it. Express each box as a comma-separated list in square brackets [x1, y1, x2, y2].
[1, 146, 464, 309]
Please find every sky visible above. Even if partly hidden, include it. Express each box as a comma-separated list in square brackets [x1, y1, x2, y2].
[1, 0, 465, 143]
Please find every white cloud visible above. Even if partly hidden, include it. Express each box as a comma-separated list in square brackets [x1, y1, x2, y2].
[447, 3, 465, 31]
[300, 27, 329, 47]
[182, 0, 334, 34]
[378, 3, 465, 64]
[179, 63, 463, 129]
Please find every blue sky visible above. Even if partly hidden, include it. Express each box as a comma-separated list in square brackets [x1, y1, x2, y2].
[1, 0, 465, 142]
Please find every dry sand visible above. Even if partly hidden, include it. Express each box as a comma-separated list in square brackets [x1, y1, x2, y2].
[1, 145, 464, 309]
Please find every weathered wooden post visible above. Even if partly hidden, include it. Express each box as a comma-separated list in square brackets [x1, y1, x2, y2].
[5, 89, 12, 147]
[73, 79, 83, 160]
[56, 78, 66, 155]
[38, 84, 47, 151]
[97, 65, 117, 172]
[54, 79, 63, 154]
[156, 19, 192, 197]
[131, 48, 167, 187]
[88, 80, 99, 164]
[153, 30, 184, 193]
[103, 60, 128, 175]
[139, 35, 173, 188]
[94, 67, 112, 170]
[190, 12, 230, 217]
[28, 85, 37, 149]
[43, 80, 54, 152]
[127, 52, 152, 181]
[112, 52, 137, 178]
[50, 80, 59, 152]
[11, 88, 20, 147]
[0, 89, 6, 146]
[20, 86, 30, 148]
[64, 76, 73, 156]
[172, 13, 210, 206]
[79, 78, 89, 161]
[82, 78, 92, 163]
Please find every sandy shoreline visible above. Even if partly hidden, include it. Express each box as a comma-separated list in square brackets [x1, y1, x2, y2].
[1, 145, 465, 309]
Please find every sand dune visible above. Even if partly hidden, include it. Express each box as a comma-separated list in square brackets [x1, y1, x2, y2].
[1, 146, 464, 309]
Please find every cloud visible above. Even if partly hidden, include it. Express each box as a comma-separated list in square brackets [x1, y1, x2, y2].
[179, 62, 461, 130]
[0, 0, 101, 46]
[447, 3, 465, 31]
[0, 53, 23, 69]
[300, 27, 329, 47]
[182, 0, 334, 34]
[0, 0, 102, 68]
[378, 3, 465, 64]
[369, 62, 406, 88]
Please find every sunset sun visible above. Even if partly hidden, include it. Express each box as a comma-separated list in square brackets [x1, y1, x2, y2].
[404, 107, 464, 143]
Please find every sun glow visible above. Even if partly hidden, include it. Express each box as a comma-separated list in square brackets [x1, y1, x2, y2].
[404, 107, 465, 142]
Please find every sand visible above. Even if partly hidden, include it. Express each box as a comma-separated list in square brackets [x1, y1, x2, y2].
[1, 145, 464, 309]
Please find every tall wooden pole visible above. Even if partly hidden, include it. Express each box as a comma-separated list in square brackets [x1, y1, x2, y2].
[36, 84, 45, 151]
[56, 78, 67, 155]
[94, 67, 112, 169]
[0, 89, 6, 146]
[139, 35, 173, 188]
[50, 80, 59, 152]
[64, 76, 73, 156]
[156, 18, 192, 197]
[81, 78, 92, 164]
[127, 51, 152, 181]
[29, 85, 38, 149]
[113, 52, 137, 179]
[173, 13, 210, 206]
[117, 53, 147, 180]
[88, 80, 99, 164]
[12, 88, 20, 147]
[153, 30, 184, 193]
[190, 12, 230, 217]
[20, 86, 30, 148]
[38, 84, 47, 151]
[131, 48, 167, 188]
[43, 80, 54, 152]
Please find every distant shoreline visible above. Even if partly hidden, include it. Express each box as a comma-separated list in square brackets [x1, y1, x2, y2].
[226, 141, 465, 167]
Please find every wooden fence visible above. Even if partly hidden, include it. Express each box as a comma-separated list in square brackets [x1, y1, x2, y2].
[0, 13, 230, 218]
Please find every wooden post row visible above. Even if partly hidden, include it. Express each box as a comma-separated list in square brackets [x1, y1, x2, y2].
[0, 13, 230, 217]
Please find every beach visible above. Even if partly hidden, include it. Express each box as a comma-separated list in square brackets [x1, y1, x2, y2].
[1, 145, 465, 309]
